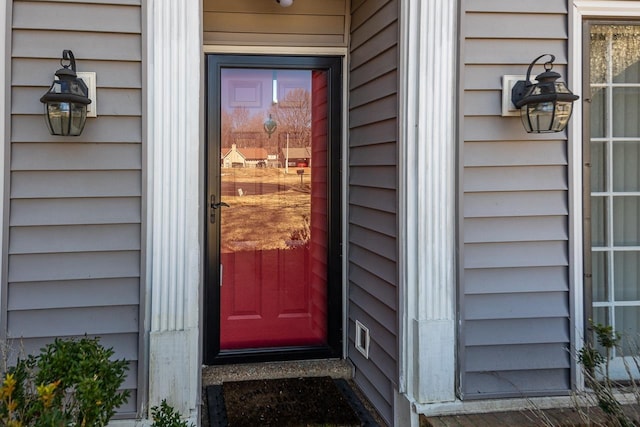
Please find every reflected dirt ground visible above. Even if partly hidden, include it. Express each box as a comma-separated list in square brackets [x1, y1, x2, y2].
[220, 167, 311, 252]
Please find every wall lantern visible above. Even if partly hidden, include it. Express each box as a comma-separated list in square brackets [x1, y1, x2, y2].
[40, 50, 92, 136]
[511, 54, 579, 133]
[264, 114, 277, 138]
[276, 0, 294, 7]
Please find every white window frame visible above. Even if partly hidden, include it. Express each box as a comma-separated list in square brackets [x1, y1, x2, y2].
[570, 0, 640, 388]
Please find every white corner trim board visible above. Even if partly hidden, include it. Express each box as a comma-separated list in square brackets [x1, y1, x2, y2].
[398, 0, 457, 407]
[146, 0, 202, 421]
[0, 0, 7, 330]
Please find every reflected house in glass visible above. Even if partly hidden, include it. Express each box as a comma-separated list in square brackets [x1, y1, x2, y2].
[281, 147, 311, 167]
[222, 144, 269, 168]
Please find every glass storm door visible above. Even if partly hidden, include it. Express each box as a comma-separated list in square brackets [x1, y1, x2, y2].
[204, 55, 342, 363]
[587, 23, 640, 377]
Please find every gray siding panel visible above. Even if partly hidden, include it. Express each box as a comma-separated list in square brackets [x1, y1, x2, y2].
[348, 0, 398, 424]
[464, 216, 568, 243]
[12, 30, 142, 60]
[349, 245, 396, 286]
[7, 0, 143, 417]
[8, 306, 138, 338]
[459, 1, 572, 399]
[463, 166, 567, 192]
[465, 266, 569, 294]
[13, 2, 141, 33]
[465, 344, 571, 372]
[349, 205, 396, 237]
[464, 191, 568, 218]
[12, 143, 142, 170]
[464, 13, 566, 39]
[10, 198, 141, 226]
[465, 318, 570, 347]
[349, 118, 396, 146]
[463, 141, 567, 167]
[350, 225, 396, 261]
[8, 251, 141, 283]
[202, 0, 348, 46]
[12, 115, 142, 142]
[9, 224, 141, 254]
[13, 58, 142, 88]
[465, 0, 567, 13]
[350, 165, 396, 189]
[465, 369, 570, 396]
[350, 142, 397, 166]
[463, 241, 568, 269]
[349, 186, 396, 212]
[349, 47, 397, 89]
[11, 171, 141, 198]
[8, 278, 140, 310]
[465, 292, 569, 320]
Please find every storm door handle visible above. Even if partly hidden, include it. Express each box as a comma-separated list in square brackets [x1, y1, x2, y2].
[210, 195, 229, 223]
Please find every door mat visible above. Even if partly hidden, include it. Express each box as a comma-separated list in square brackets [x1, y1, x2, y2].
[207, 377, 380, 427]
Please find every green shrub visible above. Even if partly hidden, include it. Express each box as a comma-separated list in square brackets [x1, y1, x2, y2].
[151, 400, 193, 427]
[0, 337, 130, 427]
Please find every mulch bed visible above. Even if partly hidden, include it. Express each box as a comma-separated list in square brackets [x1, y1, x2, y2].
[208, 376, 377, 427]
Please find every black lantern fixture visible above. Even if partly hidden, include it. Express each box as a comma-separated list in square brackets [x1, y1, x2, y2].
[263, 114, 277, 138]
[40, 50, 92, 136]
[511, 54, 579, 133]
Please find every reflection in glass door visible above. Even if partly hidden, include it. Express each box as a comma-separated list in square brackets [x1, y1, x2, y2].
[588, 23, 640, 376]
[204, 55, 342, 362]
[219, 68, 327, 350]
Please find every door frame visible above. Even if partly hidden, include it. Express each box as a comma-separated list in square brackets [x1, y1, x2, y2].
[581, 17, 640, 380]
[203, 54, 344, 364]
[570, 0, 640, 389]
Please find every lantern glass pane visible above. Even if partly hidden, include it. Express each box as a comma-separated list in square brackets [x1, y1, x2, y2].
[554, 82, 572, 93]
[44, 101, 87, 136]
[551, 101, 572, 131]
[521, 102, 555, 133]
[69, 102, 88, 136]
[44, 102, 70, 136]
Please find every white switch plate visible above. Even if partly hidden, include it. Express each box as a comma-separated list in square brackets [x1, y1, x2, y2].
[502, 74, 527, 117]
[77, 71, 97, 118]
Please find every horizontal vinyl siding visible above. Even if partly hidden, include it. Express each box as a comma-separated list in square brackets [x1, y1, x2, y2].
[202, 0, 348, 47]
[459, 0, 572, 399]
[348, 0, 398, 424]
[8, 0, 142, 417]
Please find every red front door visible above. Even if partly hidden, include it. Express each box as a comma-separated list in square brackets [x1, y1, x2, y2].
[205, 56, 341, 361]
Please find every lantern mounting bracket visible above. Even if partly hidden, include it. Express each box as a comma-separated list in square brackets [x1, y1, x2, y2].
[511, 54, 557, 108]
[507, 53, 579, 133]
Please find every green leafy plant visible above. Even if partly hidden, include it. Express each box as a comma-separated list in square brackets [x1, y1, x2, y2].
[576, 320, 633, 427]
[151, 399, 193, 427]
[0, 337, 130, 427]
